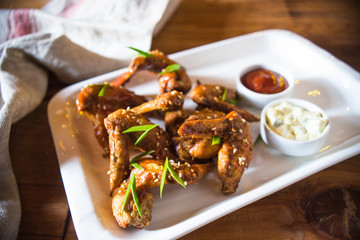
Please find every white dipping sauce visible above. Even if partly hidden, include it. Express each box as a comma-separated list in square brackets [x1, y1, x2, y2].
[266, 101, 329, 141]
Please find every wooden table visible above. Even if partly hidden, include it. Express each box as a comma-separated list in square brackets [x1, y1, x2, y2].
[2, 0, 360, 239]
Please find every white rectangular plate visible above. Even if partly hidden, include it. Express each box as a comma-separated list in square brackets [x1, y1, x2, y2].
[48, 29, 360, 240]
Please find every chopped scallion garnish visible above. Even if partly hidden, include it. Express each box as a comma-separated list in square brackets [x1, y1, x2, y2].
[159, 157, 169, 199]
[167, 161, 186, 188]
[159, 157, 186, 198]
[122, 124, 158, 146]
[212, 136, 222, 145]
[98, 84, 110, 97]
[121, 174, 142, 217]
[221, 87, 238, 105]
[128, 46, 154, 58]
[159, 64, 181, 75]
[129, 150, 155, 170]
[130, 150, 155, 163]
[130, 174, 142, 218]
[131, 163, 144, 170]
[221, 88, 228, 101]
[122, 174, 133, 214]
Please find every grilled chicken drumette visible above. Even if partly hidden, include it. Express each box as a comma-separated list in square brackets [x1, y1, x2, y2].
[112, 159, 213, 229]
[178, 111, 252, 194]
[112, 50, 192, 94]
[76, 84, 147, 154]
[104, 91, 185, 195]
[190, 84, 259, 122]
[172, 108, 225, 162]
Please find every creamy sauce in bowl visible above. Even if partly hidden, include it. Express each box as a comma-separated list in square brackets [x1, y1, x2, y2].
[266, 101, 329, 141]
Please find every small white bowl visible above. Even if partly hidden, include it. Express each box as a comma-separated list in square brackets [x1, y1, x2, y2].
[260, 98, 330, 156]
[236, 64, 295, 108]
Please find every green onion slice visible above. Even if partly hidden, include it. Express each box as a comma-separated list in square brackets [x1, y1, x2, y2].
[130, 174, 142, 218]
[98, 84, 110, 97]
[221, 88, 228, 101]
[122, 174, 134, 214]
[121, 174, 142, 217]
[159, 64, 181, 75]
[128, 46, 154, 58]
[167, 161, 186, 188]
[130, 163, 144, 170]
[212, 136, 222, 145]
[160, 157, 186, 198]
[130, 150, 155, 163]
[122, 124, 158, 133]
[122, 124, 158, 146]
[159, 157, 169, 199]
[221, 88, 238, 105]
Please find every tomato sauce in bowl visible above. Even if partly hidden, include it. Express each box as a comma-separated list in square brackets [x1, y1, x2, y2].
[236, 64, 294, 108]
[240, 68, 289, 94]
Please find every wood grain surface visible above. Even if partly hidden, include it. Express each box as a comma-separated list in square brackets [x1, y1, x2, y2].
[2, 0, 360, 239]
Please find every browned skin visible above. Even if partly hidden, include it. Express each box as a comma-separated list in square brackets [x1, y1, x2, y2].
[104, 109, 179, 195]
[178, 111, 252, 194]
[112, 159, 214, 229]
[112, 50, 192, 94]
[76, 84, 147, 154]
[164, 109, 189, 136]
[131, 90, 185, 115]
[173, 109, 225, 162]
[190, 84, 259, 122]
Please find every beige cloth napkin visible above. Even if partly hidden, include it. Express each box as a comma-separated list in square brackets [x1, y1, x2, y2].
[0, 0, 180, 239]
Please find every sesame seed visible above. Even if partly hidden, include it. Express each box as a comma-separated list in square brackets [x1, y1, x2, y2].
[229, 118, 234, 121]
[179, 173, 182, 178]
[184, 181, 188, 186]
[233, 148, 237, 154]
[154, 179, 159, 182]
[211, 127, 216, 131]
[241, 118, 246, 123]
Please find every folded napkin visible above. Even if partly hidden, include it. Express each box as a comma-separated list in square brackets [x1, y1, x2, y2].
[0, 0, 180, 239]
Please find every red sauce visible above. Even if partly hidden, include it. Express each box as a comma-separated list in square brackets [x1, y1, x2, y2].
[241, 68, 288, 94]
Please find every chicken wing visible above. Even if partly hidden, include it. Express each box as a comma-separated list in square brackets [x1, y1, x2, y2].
[190, 84, 259, 122]
[104, 109, 179, 195]
[112, 159, 213, 229]
[178, 111, 252, 194]
[76, 84, 147, 154]
[131, 90, 185, 115]
[112, 50, 192, 94]
[172, 108, 225, 162]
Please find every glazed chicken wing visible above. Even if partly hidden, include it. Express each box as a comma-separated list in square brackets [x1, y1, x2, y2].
[173, 108, 225, 162]
[190, 84, 259, 122]
[178, 111, 252, 194]
[112, 50, 192, 94]
[112, 159, 213, 229]
[76, 84, 147, 154]
[104, 109, 179, 195]
[131, 90, 185, 115]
